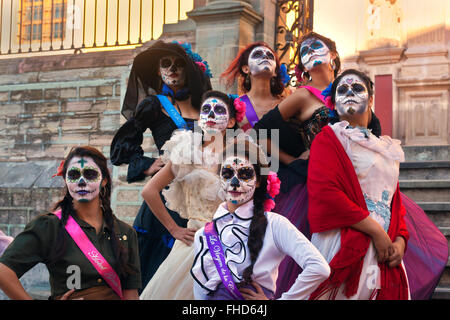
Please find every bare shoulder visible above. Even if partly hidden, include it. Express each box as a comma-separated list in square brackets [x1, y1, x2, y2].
[278, 87, 311, 119]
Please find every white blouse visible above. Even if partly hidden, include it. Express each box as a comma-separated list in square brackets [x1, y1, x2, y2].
[191, 200, 330, 300]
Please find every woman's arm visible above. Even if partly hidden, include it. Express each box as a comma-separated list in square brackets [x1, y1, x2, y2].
[351, 216, 393, 263]
[141, 161, 196, 246]
[272, 215, 330, 300]
[0, 263, 33, 300]
[123, 289, 139, 300]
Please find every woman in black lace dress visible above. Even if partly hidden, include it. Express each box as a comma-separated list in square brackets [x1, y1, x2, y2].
[110, 40, 211, 291]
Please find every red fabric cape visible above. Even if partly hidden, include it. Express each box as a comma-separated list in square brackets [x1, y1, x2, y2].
[307, 125, 409, 300]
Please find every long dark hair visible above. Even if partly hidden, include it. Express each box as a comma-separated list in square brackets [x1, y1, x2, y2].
[220, 42, 284, 96]
[221, 138, 269, 285]
[296, 32, 341, 81]
[49, 146, 133, 277]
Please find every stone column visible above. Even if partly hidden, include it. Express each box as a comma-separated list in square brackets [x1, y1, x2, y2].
[187, 1, 263, 92]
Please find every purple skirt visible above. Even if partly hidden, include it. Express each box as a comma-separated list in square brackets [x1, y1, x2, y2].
[273, 187, 448, 300]
[401, 193, 448, 300]
[273, 182, 309, 299]
[206, 283, 274, 300]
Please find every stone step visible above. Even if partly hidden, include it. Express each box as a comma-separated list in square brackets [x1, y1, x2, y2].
[416, 202, 450, 229]
[403, 145, 450, 162]
[399, 161, 450, 180]
[432, 286, 450, 300]
[400, 180, 450, 202]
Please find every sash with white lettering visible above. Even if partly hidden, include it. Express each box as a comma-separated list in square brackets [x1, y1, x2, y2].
[204, 221, 244, 300]
[157, 94, 189, 129]
[53, 210, 124, 300]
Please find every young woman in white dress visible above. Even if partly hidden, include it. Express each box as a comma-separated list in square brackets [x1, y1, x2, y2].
[139, 90, 246, 300]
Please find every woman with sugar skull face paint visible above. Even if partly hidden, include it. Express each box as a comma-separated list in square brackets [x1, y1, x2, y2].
[0, 146, 141, 300]
[306, 69, 412, 300]
[110, 41, 212, 291]
[221, 42, 290, 130]
[139, 91, 246, 300]
[191, 135, 330, 300]
[310, 69, 448, 300]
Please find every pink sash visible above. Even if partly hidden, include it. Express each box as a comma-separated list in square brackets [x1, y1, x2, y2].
[53, 210, 124, 300]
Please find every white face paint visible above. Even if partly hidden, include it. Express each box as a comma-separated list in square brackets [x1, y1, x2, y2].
[300, 38, 331, 71]
[335, 74, 370, 116]
[66, 156, 102, 203]
[199, 97, 230, 135]
[220, 156, 257, 205]
[247, 46, 277, 77]
[159, 55, 186, 87]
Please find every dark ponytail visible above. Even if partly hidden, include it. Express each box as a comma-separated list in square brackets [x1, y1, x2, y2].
[242, 170, 268, 284]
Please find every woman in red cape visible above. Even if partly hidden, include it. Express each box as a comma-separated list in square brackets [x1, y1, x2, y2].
[307, 70, 410, 299]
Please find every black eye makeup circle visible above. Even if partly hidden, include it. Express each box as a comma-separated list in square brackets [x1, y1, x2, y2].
[66, 167, 100, 182]
[352, 83, 366, 93]
[160, 58, 172, 68]
[221, 167, 234, 180]
[214, 105, 227, 115]
[237, 167, 255, 180]
[201, 104, 211, 114]
[67, 169, 81, 181]
[337, 85, 348, 95]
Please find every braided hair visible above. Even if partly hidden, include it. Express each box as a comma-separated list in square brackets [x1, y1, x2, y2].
[49, 146, 133, 277]
[221, 138, 270, 285]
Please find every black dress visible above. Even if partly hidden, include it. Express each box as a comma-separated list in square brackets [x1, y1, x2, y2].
[110, 95, 195, 292]
[253, 105, 308, 193]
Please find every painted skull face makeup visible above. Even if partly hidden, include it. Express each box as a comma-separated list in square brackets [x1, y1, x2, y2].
[220, 156, 257, 205]
[159, 55, 186, 87]
[247, 46, 277, 77]
[300, 38, 331, 71]
[66, 156, 102, 203]
[335, 74, 369, 116]
[199, 97, 230, 134]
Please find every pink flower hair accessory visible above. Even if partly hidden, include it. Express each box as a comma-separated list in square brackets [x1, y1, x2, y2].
[264, 171, 281, 212]
[195, 61, 206, 73]
[233, 98, 246, 123]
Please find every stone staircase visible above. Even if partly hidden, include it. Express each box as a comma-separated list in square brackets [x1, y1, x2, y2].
[399, 146, 450, 299]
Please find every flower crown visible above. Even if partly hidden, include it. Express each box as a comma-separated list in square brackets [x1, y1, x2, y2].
[227, 94, 246, 123]
[173, 41, 213, 78]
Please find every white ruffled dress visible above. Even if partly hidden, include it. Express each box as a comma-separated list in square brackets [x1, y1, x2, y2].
[311, 121, 410, 300]
[139, 130, 223, 300]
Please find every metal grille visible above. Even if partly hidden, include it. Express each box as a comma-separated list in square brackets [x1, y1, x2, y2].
[275, 0, 314, 85]
[0, 0, 192, 55]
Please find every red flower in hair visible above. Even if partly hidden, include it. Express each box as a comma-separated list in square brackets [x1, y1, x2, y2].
[264, 171, 281, 212]
[52, 160, 65, 178]
[195, 61, 206, 73]
[233, 98, 246, 123]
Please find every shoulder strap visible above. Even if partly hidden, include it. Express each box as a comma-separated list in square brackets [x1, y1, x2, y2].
[299, 85, 326, 104]
[53, 210, 123, 299]
[204, 222, 244, 300]
[157, 94, 189, 129]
